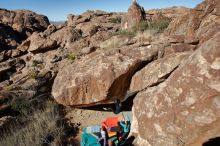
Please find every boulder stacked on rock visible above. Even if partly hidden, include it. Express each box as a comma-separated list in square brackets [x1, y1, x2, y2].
[121, 1, 146, 30]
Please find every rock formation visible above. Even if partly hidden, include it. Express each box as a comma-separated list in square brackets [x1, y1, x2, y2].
[0, 9, 123, 113]
[166, 0, 220, 43]
[0, 9, 50, 39]
[131, 0, 220, 145]
[132, 31, 220, 146]
[0, 23, 21, 62]
[0, 1, 219, 145]
[52, 46, 159, 106]
[121, 1, 146, 30]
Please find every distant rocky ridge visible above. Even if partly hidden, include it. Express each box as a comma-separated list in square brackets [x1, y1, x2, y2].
[0, 8, 50, 62]
[0, 0, 219, 145]
[146, 6, 190, 20]
[0, 8, 49, 39]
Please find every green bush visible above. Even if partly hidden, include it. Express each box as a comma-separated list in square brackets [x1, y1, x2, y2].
[132, 21, 148, 32]
[148, 20, 170, 33]
[3, 85, 14, 91]
[113, 30, 136, 38]
[113, 20, 170, 38]
[32, 60, 44, 68]
[29, 71, 38, 79]
[110, 17, 121, 23]
[66, 53, 76, 61]
[11, 98, 32, 116]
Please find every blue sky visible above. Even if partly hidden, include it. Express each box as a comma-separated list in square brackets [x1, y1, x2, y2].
[0, 0, 203, 21]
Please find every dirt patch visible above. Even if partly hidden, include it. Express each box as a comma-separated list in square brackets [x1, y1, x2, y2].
[65, 108, 117, 144]
[63, 95, 135, 145]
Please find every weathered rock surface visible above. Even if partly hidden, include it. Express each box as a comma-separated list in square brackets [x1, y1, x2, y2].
[122, 1, 145, 30]
[130, 52, 190, 92]
[17, 10, 122, 55]
[166, 0, 220, 43]
[52, 46, 159, 106]
[132, 31, 220, 146]
[0, 23, 21, 62]
[18, 26, 82, 53]
[0, 8, 50, 39]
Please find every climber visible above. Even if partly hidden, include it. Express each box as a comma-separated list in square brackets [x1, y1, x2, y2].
[98, 126, 108, 146]
[117, 117, 131, 146]
[112, 98, 122, 114]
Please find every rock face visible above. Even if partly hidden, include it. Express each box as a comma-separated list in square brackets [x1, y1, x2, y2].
[0, 8, 50, 63]
[0, 23, 21, 62]
[132, 31, 220, 146]
[0, 9, 50, 39]
[166, 0, 220, 43]
[18, 26, 82, 53]
[52, 46, 159, 106]
[0, 10, 122, 115]
[130, 52, 190, 92]
[131, 1, 220, 145]
[122, 1, 146, 30]
[17, 10, 122, 54]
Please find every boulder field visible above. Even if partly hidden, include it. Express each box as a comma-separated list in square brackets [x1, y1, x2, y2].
[0, 0, 219, 145]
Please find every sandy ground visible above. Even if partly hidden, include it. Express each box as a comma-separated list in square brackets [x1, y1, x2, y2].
[65, 99, 133, 145]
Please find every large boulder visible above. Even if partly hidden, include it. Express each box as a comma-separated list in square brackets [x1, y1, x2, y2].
[52, 46, 159, 106]
[121, 1, 146, 30]
[130, 52, 190, 92]
[132, 31, 220, 146]
[0, 8, 50, 39]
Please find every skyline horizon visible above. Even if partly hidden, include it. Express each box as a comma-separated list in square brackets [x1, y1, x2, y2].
[0, 0, 203, 21]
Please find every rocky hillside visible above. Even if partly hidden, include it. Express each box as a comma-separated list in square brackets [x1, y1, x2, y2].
[0, 0, 220, 145]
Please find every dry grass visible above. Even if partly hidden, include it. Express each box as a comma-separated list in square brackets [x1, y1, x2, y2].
[113, 20, 170, 38]
[100, 36, 127, 49]
[134, 29, 156, 44]
[0, 101, 64, 146]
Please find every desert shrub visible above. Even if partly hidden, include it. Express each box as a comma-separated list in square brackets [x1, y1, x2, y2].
[32, 60, 44, 68]
[132, 21, 148, 32]
[113, 20, 170, 38]
[0, 101, 64, 146]
[135, 29, 156, 44]
[66, 53, 76, 61]
[29, 71, 38, 79]
[112, 21, 147, 38]
[100, 36, 125, 49]
[110, 17, 121, 23]
[148, 20, 170, 33]
[3, 85, 14, 91]
[11, 98, 32, 116]
[112, 30, 136, 38]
